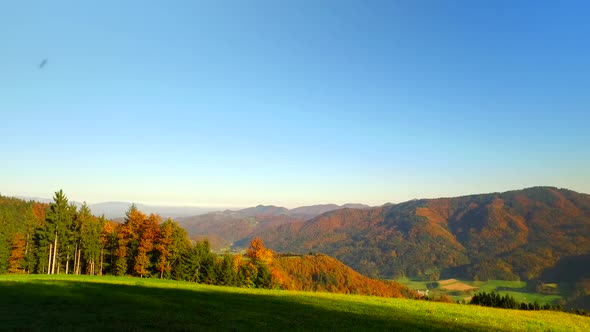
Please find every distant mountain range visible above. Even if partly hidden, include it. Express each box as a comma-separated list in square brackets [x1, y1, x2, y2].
[12, 197, 222, 219]
[255, 187, 590, 282]
[176, 203, 371, 249]
[12, 196, 371, 221]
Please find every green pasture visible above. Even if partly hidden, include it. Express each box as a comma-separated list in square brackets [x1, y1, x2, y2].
[0, 275, 587, 331]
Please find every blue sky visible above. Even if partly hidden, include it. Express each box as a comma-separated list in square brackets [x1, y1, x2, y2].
[1, 1, 589, 208]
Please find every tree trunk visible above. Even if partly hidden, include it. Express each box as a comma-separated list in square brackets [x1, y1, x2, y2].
[25, 233, 30, 274]
[99, 249, 104, 276]
[75, 247, 80, 275]
[47, 243, 53, 275]
[66, 253, 70, 274]
[51, 232, 58, 274]
[73, 244, 78, 275]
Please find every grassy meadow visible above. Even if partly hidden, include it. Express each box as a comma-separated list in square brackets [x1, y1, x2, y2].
[395, 277, 563, 304]
[1, 275, 589, 331]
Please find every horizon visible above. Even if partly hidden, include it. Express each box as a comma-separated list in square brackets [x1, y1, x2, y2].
[1, 1, 589, 207]
[4, 185, 586, 211]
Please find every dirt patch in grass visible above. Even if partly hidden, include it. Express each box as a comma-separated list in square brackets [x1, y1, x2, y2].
[440, 282, 478, 292]
[438, 279, 458, 286]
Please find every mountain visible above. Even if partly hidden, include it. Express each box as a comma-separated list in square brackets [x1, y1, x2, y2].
[288, 203, 370, 219]
[233, 205, 289, 217]
[87, 202, 219, 219]
[230, 203, 371, 219]
[255, 187, 590, 283]
[12, 196, 56, 204]
[10, 197, 221, 219]
[176, 212, 303, 250]
[176, 203, 373, 250]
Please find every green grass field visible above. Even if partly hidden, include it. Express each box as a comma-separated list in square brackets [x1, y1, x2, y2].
[396, 278, 563, 304]
[1, 275, 588, 331]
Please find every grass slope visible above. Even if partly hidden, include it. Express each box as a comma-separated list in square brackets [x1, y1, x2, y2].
[1, 275, 588, 331]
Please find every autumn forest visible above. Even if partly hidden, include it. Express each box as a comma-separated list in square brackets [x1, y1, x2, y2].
[0, 190, 412, 297]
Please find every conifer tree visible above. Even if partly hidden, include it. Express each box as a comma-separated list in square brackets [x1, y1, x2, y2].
[44, 190, 72, 274]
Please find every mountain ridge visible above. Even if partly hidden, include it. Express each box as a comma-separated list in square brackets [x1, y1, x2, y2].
[254, 186, 590, 283]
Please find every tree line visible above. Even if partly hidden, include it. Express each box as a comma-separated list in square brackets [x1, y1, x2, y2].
[469, 291, 588, 316]
[1, 190, 280, 288]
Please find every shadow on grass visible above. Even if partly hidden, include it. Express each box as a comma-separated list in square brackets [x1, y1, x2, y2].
[0, 280, 507, 331]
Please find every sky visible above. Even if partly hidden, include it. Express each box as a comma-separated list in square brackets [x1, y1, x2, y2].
[1, 1, 589, 208]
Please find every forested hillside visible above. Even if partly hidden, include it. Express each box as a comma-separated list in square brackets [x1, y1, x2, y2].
[258, 187, 590, 284]
[274, 254, 415, 298]
[0, 191, 284, 288]
[0, 191, 415, 299]
[176, 203, 371, 250]
[177, 212, 303, 250]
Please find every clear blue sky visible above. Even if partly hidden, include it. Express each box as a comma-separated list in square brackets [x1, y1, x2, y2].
[1, 1, 589, 208]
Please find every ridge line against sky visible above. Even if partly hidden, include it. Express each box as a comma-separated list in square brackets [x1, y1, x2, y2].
[4, 185, 586, 210]
[1, 1, 589, 207]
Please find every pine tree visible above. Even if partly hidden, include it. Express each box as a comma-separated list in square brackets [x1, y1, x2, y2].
[81, 210, 102, 275]
[44, 190, 72, 274]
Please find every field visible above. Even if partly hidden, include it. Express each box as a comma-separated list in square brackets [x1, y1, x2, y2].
[396, 277, 563, 304]
[438, 279, 479, 292]
[1, 275, 589, 331]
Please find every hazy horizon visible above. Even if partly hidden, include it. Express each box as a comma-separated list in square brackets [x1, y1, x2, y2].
[2, 1, 589, 207]
[4, 185, 586, 211]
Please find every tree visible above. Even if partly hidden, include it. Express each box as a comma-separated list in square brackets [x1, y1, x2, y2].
[44, 190, 72, 274]
[114, 205, 142, 276]
[72, 202, 92, 274]
[8, 233, 26, 274]
[156, 219, 175, 278]
[81, 212, 102, 275]
[133, 213, 160, 278]
[99, 219, 117, 275]
[245, 237, 274, 266]
[245, 237, 281, 288]
[217, 251, 237, 286]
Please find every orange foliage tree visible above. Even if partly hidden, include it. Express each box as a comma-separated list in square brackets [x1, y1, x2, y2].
[245, 237, 284, 288]
[245, 237, 274, 265]
[156, 219, 175, 278]
[134, 213, 160, 278]
[8, 233, 26, 274]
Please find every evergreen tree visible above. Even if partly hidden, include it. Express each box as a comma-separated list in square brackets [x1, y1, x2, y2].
[44, 190, 72, 274]
[81, 210, 102, 275]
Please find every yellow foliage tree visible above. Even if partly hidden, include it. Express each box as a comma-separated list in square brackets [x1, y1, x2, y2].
[245, 237, 274, 266]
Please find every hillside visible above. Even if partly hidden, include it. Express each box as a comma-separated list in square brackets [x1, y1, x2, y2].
[176, 203, 371, 249]
[257, 187, 590, 284]
[177, 213, 303, 250]
[274, 254, 415, 298]
[1, 275, 588, 331]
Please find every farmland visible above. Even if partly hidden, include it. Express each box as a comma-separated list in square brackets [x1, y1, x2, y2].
[396, 277, 564, 304]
